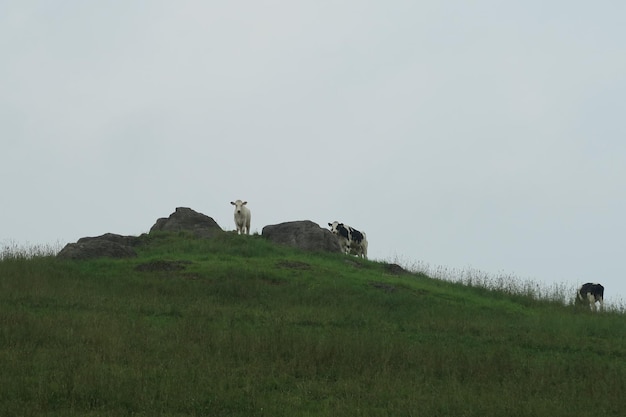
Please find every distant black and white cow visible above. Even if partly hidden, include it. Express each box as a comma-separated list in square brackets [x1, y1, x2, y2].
[576, 282, 604, 312]
[328, 221, 368, 259]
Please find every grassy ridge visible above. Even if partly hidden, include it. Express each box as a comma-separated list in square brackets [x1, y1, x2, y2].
[1, 233, 626, 416]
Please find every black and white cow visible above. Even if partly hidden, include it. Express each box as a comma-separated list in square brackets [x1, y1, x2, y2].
[576, 282, 604, 312]
[328, 221, 368, 259]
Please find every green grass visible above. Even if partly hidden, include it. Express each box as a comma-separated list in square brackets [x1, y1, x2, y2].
[2, 233, 626, 416]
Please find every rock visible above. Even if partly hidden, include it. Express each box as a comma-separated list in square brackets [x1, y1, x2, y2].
[77, 233, 141, 247]
[384, 263, 409, 275]
[57, 233, 138, 260]
[262, 220, 341, 253]
[149, 207, 223, 238]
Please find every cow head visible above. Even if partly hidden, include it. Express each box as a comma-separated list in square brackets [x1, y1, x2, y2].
[328, 221, 342, 234]
[328, 221, 350, 240]
[230, 200, 248, 213]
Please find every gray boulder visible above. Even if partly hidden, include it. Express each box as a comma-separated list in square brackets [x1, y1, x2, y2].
[57, 233, 138, 260]
[77, 233, 140, 248]
[149, 207, 224, 238]
[262, 220, 341, 253]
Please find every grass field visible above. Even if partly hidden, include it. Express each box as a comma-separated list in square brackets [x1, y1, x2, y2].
[1, 232, 626, 416]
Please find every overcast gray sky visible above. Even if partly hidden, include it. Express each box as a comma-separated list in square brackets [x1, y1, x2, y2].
[2, 1, 625, 304]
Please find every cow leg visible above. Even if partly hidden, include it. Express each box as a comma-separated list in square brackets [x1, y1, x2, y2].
[340, 241, 349, 255]
[588, 294, 597, 311]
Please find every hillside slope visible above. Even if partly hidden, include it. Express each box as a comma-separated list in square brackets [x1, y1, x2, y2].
[1, 232, 626, 417]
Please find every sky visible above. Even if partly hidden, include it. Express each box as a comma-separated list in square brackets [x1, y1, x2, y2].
[2, 1, 625, 304]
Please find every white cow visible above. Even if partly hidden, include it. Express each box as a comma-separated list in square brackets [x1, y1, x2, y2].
[576, 282, 604, 312]
[230, 200, 251, 235]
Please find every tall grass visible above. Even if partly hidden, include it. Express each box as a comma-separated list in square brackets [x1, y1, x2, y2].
[0, 239, 62, 260]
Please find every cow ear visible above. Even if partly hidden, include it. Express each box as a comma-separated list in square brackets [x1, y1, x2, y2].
[230, 202, 235, 205]
[243, 201, 247, 205]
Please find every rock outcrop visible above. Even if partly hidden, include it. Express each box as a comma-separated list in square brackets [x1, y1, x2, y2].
[58, 211, 345, 260]
[57, 207, 224, 260]
[57, 233, 139, 260]
[262, 220, 341, 253]
[149, 207, 223, 238]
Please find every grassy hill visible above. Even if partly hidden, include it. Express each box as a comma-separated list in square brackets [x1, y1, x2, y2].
[1, 232, 626, 417]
